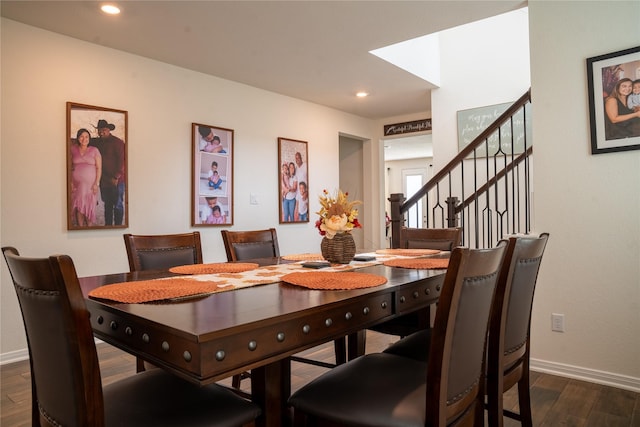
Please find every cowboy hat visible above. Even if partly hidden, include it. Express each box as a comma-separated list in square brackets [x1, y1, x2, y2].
[95, 119, 115, 130]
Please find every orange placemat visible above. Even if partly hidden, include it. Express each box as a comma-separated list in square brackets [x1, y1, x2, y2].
[281, 253, 325, 261]
[168, 262, 259, 275]
[375, 248, 441, 257]
[88, 278, 228, 303]
[383, 258, 449, 270]
[281, 272, 387, 290]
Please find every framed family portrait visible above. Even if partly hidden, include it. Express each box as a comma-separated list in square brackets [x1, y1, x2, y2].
[586, 45, 640, 155]
[278, 137, 309, 223]
[192, 123, 234, 226]
[66, 102, 128, 230]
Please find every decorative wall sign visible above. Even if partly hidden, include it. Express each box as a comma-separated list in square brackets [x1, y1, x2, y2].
[67, 102, 128, 230]
[457, 102, 530, 157]
[384, 118, 432, 136]
[192, 123, 234, 226]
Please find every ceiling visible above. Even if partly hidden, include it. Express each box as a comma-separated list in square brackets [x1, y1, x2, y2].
[1, 0, 525, 120]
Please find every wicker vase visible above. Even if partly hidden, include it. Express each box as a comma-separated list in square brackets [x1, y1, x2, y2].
[321, 232, 356, 264]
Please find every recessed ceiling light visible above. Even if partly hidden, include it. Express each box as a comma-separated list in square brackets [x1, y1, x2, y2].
[356, 92, 369, 98]
[101, 4, 121, 15]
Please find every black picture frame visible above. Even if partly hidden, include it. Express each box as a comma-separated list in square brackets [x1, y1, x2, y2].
[586, 46, 640, 155]
[66, 102, 128, 230]
[192, 123, 234, 226]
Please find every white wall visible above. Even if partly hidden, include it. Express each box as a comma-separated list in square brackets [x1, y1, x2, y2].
[431, 2, 639, 389]
[2, 2, 639, 391]
[527, 1, 639, 387]
[0, 19, 375, 354]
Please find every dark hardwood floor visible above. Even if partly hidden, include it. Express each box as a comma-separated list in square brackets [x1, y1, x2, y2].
[2, 331, 639, 426]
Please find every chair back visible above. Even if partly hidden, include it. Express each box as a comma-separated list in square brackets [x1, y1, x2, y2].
[425, 242, 507, 426]
[487, 234, 549, 406]
[123, 232, 203, 271]
[2, 247, 104, 427]
[221, 228, 280, 261]
[399, 227, 462, 251]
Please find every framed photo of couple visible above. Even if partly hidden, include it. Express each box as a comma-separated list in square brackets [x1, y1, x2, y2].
[278, 137, 309, 223]
[191, 123, 234, 226]
[66, 102, 128, 230]
[586, 45, 640, 155]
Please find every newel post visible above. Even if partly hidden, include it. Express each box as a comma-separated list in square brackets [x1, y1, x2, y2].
[389, 193, 405, 249]
[446, 196, 459, 228]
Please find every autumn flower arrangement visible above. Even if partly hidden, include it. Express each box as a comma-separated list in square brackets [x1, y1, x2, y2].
[315, 189, 362, 239]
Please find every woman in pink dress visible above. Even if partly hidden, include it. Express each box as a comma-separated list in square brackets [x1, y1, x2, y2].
[70, 128, 102, 226]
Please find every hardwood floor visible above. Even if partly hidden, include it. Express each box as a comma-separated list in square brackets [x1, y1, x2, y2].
[2, 331, 639, 426]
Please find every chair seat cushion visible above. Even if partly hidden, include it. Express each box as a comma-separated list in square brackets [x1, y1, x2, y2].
[383, 329, 432, 362]
[288, 353, 427, 427]
[104, 369, 261, 427]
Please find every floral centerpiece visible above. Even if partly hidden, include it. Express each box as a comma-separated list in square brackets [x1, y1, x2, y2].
[315, 190, 361, 263]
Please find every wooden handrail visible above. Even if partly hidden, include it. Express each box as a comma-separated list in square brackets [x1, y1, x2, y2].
[400, 89, 531, 214]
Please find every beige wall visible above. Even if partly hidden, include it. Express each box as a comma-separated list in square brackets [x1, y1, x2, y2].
[2, 1, 639, 391]
[527, 1, 639, 386]
[0, 18, 376, 356]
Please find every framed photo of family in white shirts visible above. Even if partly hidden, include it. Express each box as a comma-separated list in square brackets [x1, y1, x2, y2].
[192, 123, 234, 226]
[278, 137, 309, 223]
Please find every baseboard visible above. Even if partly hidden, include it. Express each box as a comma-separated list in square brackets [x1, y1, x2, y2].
[530, 358, 640, 393]
[0, 348, 29, 365]
[2, 347, 638, 393]
[1, 339, 105, 366]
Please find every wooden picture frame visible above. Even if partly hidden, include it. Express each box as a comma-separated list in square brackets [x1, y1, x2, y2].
[586, 46, 640, 154]
[192, 123, 234, 226]
[66, 102, 128, 230]
[278, 137, 309, 223]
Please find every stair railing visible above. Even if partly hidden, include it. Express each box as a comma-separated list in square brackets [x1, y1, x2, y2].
[390, 89, 532, 249]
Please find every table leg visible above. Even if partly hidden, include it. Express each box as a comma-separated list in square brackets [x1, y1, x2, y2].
[347, 330, 366, 360]
[251, 358, 291, 427]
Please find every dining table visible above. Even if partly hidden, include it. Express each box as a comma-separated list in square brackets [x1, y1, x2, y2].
[79, 253, 448, 427]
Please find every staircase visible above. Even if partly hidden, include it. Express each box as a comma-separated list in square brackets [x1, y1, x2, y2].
[390, 89, 533, 249]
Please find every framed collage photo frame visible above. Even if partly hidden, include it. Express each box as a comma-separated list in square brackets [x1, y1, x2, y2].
[66, 102, 128, 230]
[192, 123, 234, 226]
[586, 45, 640, 154]
[278, 137, 309, 223]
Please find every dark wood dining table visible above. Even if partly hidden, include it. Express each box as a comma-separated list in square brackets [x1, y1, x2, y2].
[79, 256, 447, 427]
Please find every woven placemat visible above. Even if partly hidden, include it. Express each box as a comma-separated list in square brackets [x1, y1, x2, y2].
[383, 258, 449, 270]
[281, 272, 387, 290]
[281, 253, 325, 261]
[88, 278, 228, 303]
[168, 262, 259, 275]
[375, 248, 441, 257]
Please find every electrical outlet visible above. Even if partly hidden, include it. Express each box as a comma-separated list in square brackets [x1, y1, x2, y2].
[250, 194, 259, 205]
[551, 313, 565, 332]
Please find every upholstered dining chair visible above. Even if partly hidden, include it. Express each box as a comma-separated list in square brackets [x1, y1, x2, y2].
[123, 232, 203, 373]
[382, 234, 549, 427]
[221, 228, 280, 262]
[288, 242, 507, 427]
[361, 227, 463, 352]
[486, 233, 549, 427]
[221, 228, 347, 375]
[2, 246, 261, 427]
[123, 232, 203, 272]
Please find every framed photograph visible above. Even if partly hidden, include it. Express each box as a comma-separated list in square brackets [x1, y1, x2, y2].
[586, 45, 640, 154]
[192, 123, 234, 226]
[66, 102, 128, 230]
[278, 137, 309, 223]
